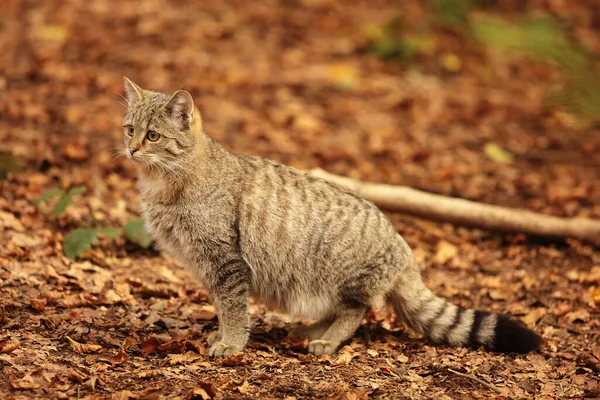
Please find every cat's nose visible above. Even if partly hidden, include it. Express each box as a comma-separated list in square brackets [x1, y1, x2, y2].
[129, 147, 138, 155]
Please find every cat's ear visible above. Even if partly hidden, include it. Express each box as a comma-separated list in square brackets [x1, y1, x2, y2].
[164, 90, 194, 130]
[123, 77, 144, 106]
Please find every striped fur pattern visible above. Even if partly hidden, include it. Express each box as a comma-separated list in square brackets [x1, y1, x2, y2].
[121, 78, 542, 357]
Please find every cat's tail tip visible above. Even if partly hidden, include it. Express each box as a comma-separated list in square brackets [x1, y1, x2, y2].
[491, 314, 543, 353]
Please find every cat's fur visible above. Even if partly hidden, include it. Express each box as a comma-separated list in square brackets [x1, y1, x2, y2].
[121, 77, 542, 357]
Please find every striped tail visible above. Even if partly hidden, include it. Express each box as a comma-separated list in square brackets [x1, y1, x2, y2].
[389, 272, 542, 353]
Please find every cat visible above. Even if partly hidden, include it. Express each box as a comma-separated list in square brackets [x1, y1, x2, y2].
[121, 77, 542, 358]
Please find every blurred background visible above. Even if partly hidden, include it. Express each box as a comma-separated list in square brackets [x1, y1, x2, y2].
[1, 1, 600, 397]
[2, 0, 600, 218]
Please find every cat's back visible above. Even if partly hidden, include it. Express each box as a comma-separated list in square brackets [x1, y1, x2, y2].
[237, 155, 394, 266]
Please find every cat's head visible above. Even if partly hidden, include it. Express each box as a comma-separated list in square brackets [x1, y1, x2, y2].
[121, 77, 202, 171]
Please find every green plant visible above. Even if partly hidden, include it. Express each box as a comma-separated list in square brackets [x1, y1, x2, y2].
[63, 227, 121, 259]
[35, 185, 153, 258]
[123, 218, 152, 248]
[34, 186, 87, 217]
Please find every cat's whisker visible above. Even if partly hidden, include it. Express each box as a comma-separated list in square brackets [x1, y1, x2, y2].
[114, 100, 129, 110]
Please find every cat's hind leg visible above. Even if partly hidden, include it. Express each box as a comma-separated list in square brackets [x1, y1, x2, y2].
[308, 307, 366, 356]
[288, 317, 334, 342]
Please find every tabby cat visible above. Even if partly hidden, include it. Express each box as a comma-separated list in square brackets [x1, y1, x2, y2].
[121, 78, 542, 357]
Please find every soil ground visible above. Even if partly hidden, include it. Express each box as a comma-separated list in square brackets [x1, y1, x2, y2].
[1, 0, 599, 398]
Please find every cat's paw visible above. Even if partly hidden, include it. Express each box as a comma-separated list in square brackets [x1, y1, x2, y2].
[209, 341, 242, 358]
[206, 331, 222, 346]
[309, 339, 337, 356]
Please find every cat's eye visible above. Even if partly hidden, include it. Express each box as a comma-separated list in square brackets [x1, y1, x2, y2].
[123, 125, 134, 136]
[146, 130, 160, 142]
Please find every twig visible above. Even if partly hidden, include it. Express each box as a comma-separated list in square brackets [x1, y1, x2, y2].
[307, 168, 600, 246]
[447, 368, 516, 400]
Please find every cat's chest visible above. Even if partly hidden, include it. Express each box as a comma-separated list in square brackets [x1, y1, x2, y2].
[141, 202, 188, 256]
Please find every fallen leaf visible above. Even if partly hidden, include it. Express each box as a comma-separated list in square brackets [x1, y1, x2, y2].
[0, 338, 21, 353]
[434, 240, 458, 264]
[440, 52, 461, 72]
[138, 386, 161, 399]
[523, 308, 547, 326]
[198, 381, 217, 398]
[141, 337, 161, 354]
[195, 306, 217, 320]
[167, 352, 202, 365]
[9, 373, 41, 390]
[0, 152, 22, 179]
[30, 297, 47, 312]
[58, 293, 98, 308]
[581, 266, 600, 283]
[367, 349, 379, 357]
[484, 142, 514, 164]
[330, 346, 356, 366]
[219, 352, 245, 366]
[0, 305, 7, 325]
[10, 233, 43, 249]
[66, 336, 103, 353]
[236, 380, 251, 394]
[63, 138, 89, 161]
[67, 369, 87, 383]
[189, 388, 211, 400]
[565, 309, 590, 323]
[593, 287, 600, 305]
[108, 349, 128, 365]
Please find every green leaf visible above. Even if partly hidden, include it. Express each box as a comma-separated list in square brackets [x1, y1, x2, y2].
[34, 188, 65, 205]
[123, 219, 152, 248]
[471, 16, 590, 71]
[68, 186, 87, 196]
[484, 142, 514, 164]
[64, 228, 99, 259]
[52, 196, 73, 217]
[98, 227, 121, 239]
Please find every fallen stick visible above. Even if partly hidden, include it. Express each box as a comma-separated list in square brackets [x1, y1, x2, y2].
[447, 368, 516, 400]
[307, 168, 600, 245]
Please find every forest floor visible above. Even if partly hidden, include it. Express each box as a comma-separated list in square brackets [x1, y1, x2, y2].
[1, 0, 600, 399]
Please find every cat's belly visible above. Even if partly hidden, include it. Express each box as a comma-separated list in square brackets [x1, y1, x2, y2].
[243, 253, 334, 321]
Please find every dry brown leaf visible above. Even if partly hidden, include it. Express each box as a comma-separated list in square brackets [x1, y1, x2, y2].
[0, 305, 7, 325]
[111, 390, 135, 400]
[434, 240, 458, 264]
[10, 233, 43, 249]
[581, 266, 600, 283]
[219, 352, 245, 366]
[0, 338, 21, 353]
[189, 388, 211, 400]
[138, 386, 161, 399]
[66, 336, 103, 353]
[84, 375, 98, 391]
[63, 138, 89, 161]
[58, 293, 98, 308]
[67, 369, 87, 383]
[167, 352, 202, 365]
[330, 346, 356, 366]
[565, 309, 590, 323]
[9, 373, 41, 390]
[236, 380, 251, 394]
[30, 297, 47, 312]
[593, 287, 600, 305]
[141, 337, 162, 354]
[522, 308, 547, 326]
[195, 306, 217, 320]
[198, 380, 217, 398]
[108, 349, 128, 365]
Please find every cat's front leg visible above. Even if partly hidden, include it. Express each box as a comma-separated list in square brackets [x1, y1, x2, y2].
[205, 259, 250, 358]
